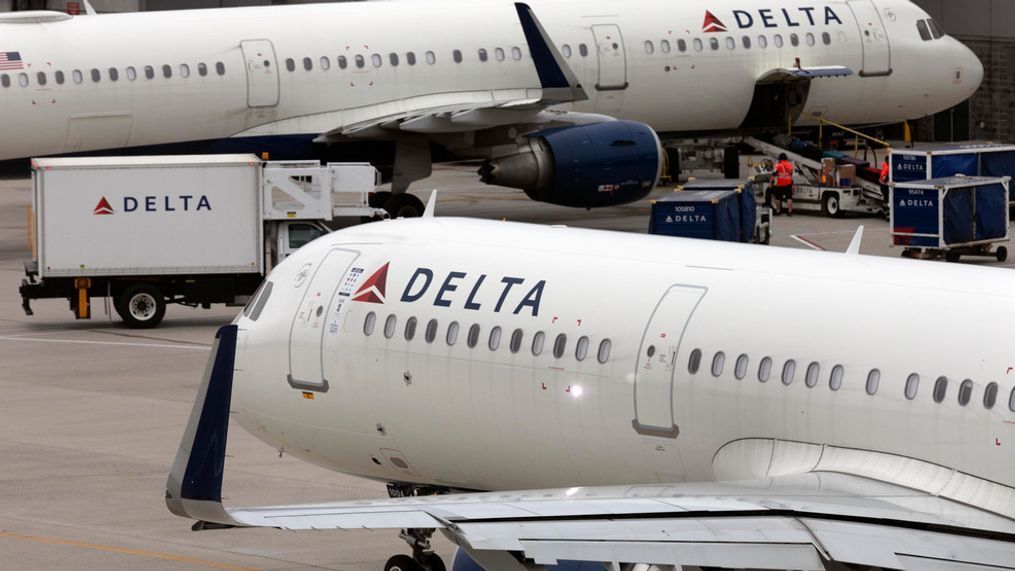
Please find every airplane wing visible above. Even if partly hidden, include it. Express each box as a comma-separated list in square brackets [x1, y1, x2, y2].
[166, 327, 1015, 570]
[234, 3, 596, 142]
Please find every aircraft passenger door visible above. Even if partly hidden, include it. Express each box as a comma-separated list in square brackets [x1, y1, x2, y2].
[288, 249, 359, 392]
[632, 285, 706, 438]
[591, 24, 628, 91]
[848, 1, 892, 77]
[240, 39, 280, 108]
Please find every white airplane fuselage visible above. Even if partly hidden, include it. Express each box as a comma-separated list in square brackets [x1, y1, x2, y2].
[0, 0, 983, 161]
[232, 218, 1014, 515]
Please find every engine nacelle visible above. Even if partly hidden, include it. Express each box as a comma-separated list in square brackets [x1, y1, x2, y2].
[478, 120, 663, 208]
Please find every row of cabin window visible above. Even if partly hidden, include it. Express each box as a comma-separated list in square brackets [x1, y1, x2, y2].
[364, 311, 611, 364]
[688, 349, 1015, 412]
[284, 46, 527, 72]
[645, 32, 834, 55]
[0, 61, 227, 88]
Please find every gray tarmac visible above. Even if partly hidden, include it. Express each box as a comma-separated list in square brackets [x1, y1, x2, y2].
[1, 167, 1012, 570]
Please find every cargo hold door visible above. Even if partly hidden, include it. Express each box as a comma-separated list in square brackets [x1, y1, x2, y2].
[591, 24, 628, 91]
[632, 285, 706, 438]
[848, 0, 892, 77]
[240, 39, 280, 107]
[288, 248, 359, 392]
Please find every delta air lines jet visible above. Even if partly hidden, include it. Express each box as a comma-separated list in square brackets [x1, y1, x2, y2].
[0, 0, 983, 213]
[166, 209, 1015, 570]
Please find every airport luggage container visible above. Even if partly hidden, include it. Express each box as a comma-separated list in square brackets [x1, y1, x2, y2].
[890, 176, 1010, 262]
[650, 180, 770, 244]
[890, 143, 1015, 202]
[20, 155, 384, 327]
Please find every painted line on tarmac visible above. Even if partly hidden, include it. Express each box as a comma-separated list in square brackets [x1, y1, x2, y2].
[0, 530, 254, 570]
[791, 234, 827, 251]
[0, 336, 211, 350]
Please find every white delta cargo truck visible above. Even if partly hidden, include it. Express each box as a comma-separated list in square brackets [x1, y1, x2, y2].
[20, 154, 385, 328]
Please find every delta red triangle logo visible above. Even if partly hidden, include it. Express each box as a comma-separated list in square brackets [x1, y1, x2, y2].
[352, 262, 389, 304]
[702, 10, 727, 33]
[93, 196, 114, 215]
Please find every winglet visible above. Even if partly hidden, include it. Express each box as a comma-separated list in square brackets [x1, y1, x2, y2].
[82, 0, 97, 15]
[846, 225, 864, 255]
[165, 325, 242, 528]
[514, 3, 588, 103]
[423, 190, 437, 218]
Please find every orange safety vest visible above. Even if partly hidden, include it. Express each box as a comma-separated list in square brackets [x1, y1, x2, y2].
[775, 160, 794, 187]
[879, 161, 890, 183]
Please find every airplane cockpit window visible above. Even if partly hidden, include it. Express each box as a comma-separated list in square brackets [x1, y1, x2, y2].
[355, 55, 365, 68]
[661, 39, 671, 53]
[711, 352, 725, 377]
[371, 53, 382, 68]
[781, 360, 796, 385]
[338, 56, 348, 69]
[958, 379, 974, 406]
[531, 331, 545, 356]
[575, 336, 589, 361]
[933, 376, 949, 403]
[35, 72, 46, 86]
[495, 47, 505, 61]
[644, 41, 654, 55]
[389, 53, 399, 66]
[55, 71, 64, 84]
[215, 62, 226, 75]
[446, 322, 459, 346]
[687, 349, 702, 374]
[425, 318, 438, 343]
[578, 43, 589, 57]
[363, 311, 376, 336]
[406, 52, 416, 66]
[404, 316, 417, 340]
[18, 73, 27, 87]
[597, 339, 611, 364]
[107, 67, 118, 81]
[552, 333, 566, 359]
[467, 324, 480, 348]
[383, 314, 397, 339]
[805, 362, 819, 388]
[285, 58, 295, 72]
[90, 68, 101, 82]
[125, 67, 136, 81]
[303, 57, 312, 71]
[0, 74, 8, 88]
[144, 66, 155, 80]
[829, 365, 844, 391]
[247, 280, 273, 321]
[865, 369, 881, 395]
[425, 51, 436, 65]
[983, 382, 998, 409]
[928, 19, 945, 40]
[510, 329, 524, 354]
[562, 44, 572, 58]
[73, 69, 83, 84]
[320, 56, 330, 70]
[197, 63, 208, 76]
[452, 49, 463, 64]
[905, 373, 920, 400]
[758, 357, 772, 382]
[489, 326, 503, 351]
[162, 64, 172, 78]
[478, 48, 488, 62]
[917, 20, 932, 41]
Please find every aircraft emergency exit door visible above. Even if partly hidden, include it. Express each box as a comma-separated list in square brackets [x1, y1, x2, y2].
[240, 39, 280, 107]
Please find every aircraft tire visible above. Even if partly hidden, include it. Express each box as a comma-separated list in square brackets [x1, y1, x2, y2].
[369, 191, 392, 208]
[116, 283, 166, 329]
[384, 554, 423, 571]
[383, 193, 425, 218]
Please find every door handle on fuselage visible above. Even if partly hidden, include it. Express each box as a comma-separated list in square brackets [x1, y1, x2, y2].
[287, 375, 330, 393]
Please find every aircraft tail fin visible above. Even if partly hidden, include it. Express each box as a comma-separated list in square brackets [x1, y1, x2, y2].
[514, 3, 587, 103]
[165, 325, 242, 528]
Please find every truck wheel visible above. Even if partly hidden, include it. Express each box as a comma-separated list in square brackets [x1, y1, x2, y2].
[116, 284, 166, 328]
[368, 191, 392, 208]
[997, 246, 1008, 262]
[383, 193, 425, 218]
[822, 193, 842, 218]
[945, 251, 961, 263]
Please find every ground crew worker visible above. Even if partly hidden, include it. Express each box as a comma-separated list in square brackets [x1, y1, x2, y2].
[773, 153, 794, 216]
[879, 159, 891, 211]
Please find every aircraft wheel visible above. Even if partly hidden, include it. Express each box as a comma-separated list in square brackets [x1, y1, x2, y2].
[383, 193, 426, 218]
[945, 251, 961, 263]
[384, 555, 423, 571]
[997, 246, 1008, 262]
[369, 191, 392, 208]
[116, 283, 166, 329]
[821, 193, 842, 218]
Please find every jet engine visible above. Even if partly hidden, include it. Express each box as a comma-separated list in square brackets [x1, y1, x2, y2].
[478, 120, 663, 208]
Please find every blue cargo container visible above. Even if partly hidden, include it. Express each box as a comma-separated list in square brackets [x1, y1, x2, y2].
[890, 176, 1010, 262]
[650, 189, 743, 242]
[677, 179, 762, 243]
[890, 144, 1015, 202]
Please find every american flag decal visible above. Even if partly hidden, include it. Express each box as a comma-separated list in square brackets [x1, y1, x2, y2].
[0, 51, 24, 71]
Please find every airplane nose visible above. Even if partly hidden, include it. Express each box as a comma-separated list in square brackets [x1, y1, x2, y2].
[967, 46, 984, 92]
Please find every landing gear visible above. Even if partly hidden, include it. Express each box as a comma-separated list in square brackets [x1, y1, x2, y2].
[383, 529, 445, 571]
[383, 193, 426, 218]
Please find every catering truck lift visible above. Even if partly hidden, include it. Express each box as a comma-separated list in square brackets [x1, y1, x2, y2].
[20, 154, 385, 328]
